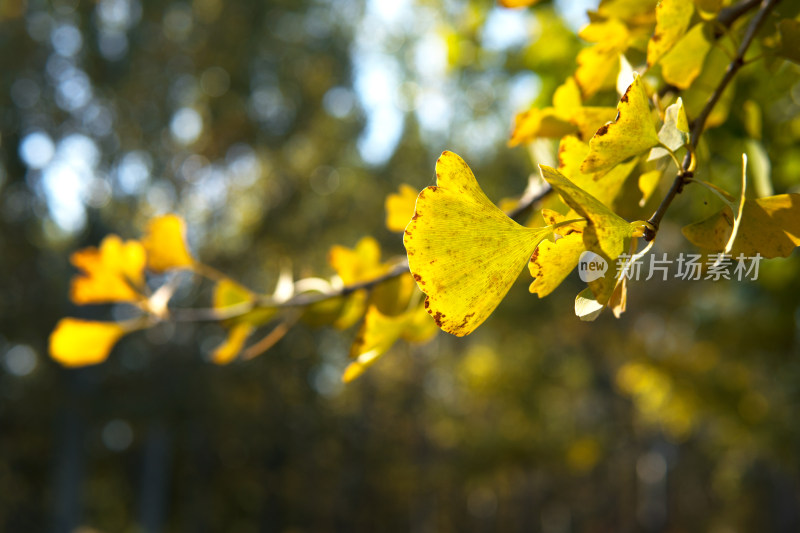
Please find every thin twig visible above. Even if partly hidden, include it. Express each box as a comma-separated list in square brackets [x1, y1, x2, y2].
[168, 182, 553, 322]
[644, 0, 780, 241]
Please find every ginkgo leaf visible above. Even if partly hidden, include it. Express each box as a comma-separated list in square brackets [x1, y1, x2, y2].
[509, 77, 617, 146]
[329, 236, 390, 285]
[343, 303, 437, 383]
[570, 107, 619, 142]
[682, 34, 736, 129]
[659, 23, 713, 90]
[557, 135, 639, 208]
[647, 0, 694, 66]
[595, 0, 658, 25]
[540, 165, 636, 260]
[211, 322, 254, 365]
[70, 235, 147, 305]
[509, 108, 577, 146]
[575, 287, 604, 321]
[649, 97, 690, 160]
[693, 0, 722, 15]
[638, 169, 663, 206]
[529, 232, 585, 297]
[581, 74, 660, 173]
[385, 184, 420, 232]
[608, 276, 627, 318]
[682, 194, 800, 258]
[575, 42, 624, 99]
[49, 318, 131, 367]
[142, 214, 195, 272]
[404, 151, 552, 336]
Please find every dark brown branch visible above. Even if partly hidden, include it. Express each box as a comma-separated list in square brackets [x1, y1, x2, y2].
[644, 0, 780, 241]
[169, 182, 553, 322]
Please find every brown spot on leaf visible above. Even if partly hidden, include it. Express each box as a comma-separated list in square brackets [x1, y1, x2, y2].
[530, 249, 539, 262]
[432, 311, 446, 327]
[620, 84, 632, 103]
[413, 273, 425, 285]
[596, 124, 610, 136]
[423, 299, 429, 309]
[430, 185, 438, 192]
[429, 259, 436, 264]
[457, 313, 475, 330]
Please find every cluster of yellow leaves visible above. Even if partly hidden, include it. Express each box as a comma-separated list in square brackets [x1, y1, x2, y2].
[50, 215, 195, 367]
[395, 0, 790, 337]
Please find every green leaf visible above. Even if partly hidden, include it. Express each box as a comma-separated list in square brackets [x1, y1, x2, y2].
[649, 97, 690, 160]
[659, 23, 714, 90]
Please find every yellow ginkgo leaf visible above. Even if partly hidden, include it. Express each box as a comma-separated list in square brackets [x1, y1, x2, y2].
[638, 169, 663, 207]
[404, 151, 552, 336]
[343, 303, 437, 383]
[540, 165, 636, 260]
[70, 235, 147, 305]
[529, 232, 586, 297]
[659, 23, 713, 90]
[385, 184, 420, 232]
[557, 135, 639, 209]
[211, 322, 255, 365]
[49, 318, 130, 367]
[682, 194, 800, 259]
[142, 214, 195, 272]
[509, 108, 577, 146]
[647, 0, 695, 66]
[581, 74, 660, 173]
[329, 236, 390, 285]
[682, 34, 736, 129]
[509, 77, 617, 146]
[575, 19, 630, 99]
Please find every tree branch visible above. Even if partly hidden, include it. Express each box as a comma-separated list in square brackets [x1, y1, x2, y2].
[644, 0, 780, 241]
[169, 181, 553, 322]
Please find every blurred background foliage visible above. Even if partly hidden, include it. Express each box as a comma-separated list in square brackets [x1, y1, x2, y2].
[1, 0, 800, 531]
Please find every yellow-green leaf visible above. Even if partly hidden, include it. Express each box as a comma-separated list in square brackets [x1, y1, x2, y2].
[659, 23, 713, 90]
[647, 0, 694, 66]
[575, 19, 630, 98]
[649, 97, 690, 160]
[540, 165, 635, 260]
[581, 74, 660, 173]
[142, 214, 195, 272]
[529, 232, 585, 297]
[50, 318, 129, 367]
[557, 135, 639, 208]
[682, 194, 800, 259]
[404, 151, 552, 336]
